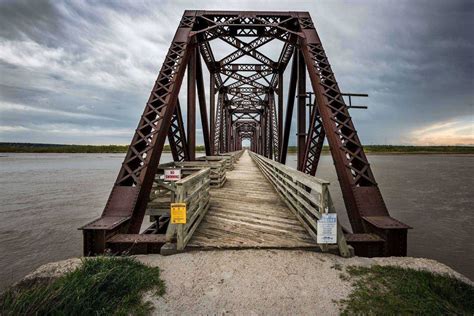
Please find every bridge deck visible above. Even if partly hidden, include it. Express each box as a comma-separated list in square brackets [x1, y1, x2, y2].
[188, 151, 317, 248]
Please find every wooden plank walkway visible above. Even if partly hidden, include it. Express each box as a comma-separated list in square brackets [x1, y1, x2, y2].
[188, 150, 318, 248]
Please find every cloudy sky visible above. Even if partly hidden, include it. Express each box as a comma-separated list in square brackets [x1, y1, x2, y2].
[0, 0, 472, 145]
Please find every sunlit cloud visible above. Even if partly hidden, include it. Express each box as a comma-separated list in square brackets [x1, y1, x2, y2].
[0, 101, 119, 121]
[408, 116, 474, 145]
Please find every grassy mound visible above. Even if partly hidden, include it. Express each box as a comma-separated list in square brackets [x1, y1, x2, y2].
[341, 265, 474, 315]
[0, 257, 165, 316]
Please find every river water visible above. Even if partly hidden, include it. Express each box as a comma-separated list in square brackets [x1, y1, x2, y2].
[0, 152, 472, 289]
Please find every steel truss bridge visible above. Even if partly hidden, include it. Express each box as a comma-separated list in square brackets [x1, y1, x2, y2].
[82, 11, 410, 257]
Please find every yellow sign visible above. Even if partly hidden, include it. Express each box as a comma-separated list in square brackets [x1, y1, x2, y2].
[171, 203, 187, 224]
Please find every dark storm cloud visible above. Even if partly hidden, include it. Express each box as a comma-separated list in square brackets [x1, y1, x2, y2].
[0, 0, 64, 45]
[309, 0, 474, 144]
[0, 0, 472, 145]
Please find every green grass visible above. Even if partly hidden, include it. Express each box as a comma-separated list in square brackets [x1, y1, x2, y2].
[340, 265, 474, 315]
[0, 257, 165, 316]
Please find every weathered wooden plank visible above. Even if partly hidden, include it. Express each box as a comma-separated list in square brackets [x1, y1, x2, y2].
[192, 221, 315, 247]
[208, 209, 308, 232]
[188, 150, 318, 249]
[107, 234, 167, 243]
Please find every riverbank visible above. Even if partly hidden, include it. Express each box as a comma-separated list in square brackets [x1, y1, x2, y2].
[2, 250, 472, 315]
[1, 142, 473, 154]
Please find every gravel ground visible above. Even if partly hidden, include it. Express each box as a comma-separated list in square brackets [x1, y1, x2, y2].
[138, 250, 472, 315]
[13, 250, 473, 315]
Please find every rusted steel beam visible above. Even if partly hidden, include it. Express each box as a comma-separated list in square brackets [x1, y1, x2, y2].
[168, 99, 189, 162]
[297, 50, 306, 170]
[187, 44, 197, 160]
[300, 103, 325, 175]
[196, 49, 211, 156]
[215, 92, 225, 153]
[280, 54, 298, 164]
[277, 71, 283, 154]
[266, 106, 273, 159]
[209, 73, 216, 154]
[269, 91, 279, 161]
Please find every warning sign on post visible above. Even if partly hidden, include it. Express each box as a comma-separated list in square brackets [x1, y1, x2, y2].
[171, 203, 187, 224]
[164, 168, 181, 181]
[317, 213, 337, 244]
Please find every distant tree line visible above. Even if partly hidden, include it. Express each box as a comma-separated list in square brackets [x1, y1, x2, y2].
[0, 143, 472, 154]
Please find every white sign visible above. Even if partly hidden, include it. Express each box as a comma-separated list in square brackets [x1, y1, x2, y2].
[317, 213, 337, 244]
[164, 168, 181, 181]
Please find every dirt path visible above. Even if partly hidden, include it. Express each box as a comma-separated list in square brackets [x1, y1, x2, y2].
[137, 250, 471, 315]
[19, 250, 472, 315]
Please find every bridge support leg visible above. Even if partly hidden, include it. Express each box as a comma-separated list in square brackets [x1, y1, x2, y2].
[297, 50, 306, 170]
[277, 71, 283, 156]
[280, 54, 297, 164]
[297, 12, 410, 256]
[187, 44, 196, 160]
[210, 73, 216, 154]
[196, 49, 211, 156]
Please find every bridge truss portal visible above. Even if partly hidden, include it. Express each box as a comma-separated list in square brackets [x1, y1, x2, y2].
[82, 11, 410, 257]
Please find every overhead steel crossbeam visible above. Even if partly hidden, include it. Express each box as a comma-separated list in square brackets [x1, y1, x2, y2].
[82, 11, 410, 258]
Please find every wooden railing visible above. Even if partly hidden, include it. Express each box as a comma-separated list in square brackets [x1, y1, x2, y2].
[158, 161, 226, 187]
[250, 151, 351, 257]
[195, 149, 244, 171]
[147, 161, 225, 221]
[219, 150, 245, 165]
[196, 155, 234, 170]
[165, 168, 211, 250]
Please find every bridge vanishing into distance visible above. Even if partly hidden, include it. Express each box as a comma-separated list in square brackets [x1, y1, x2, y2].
[81, 10, 410, 258]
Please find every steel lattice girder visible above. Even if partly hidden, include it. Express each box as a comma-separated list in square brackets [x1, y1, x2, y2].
[82, 10, 410, 257]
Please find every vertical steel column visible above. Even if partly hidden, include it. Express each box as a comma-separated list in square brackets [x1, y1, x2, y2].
[267, 105, 273, 160]
[209, 74, 216, 154]
[227, 111, 231, 152]
[280, 54, 298, 164]
[232, 125, 235, 152]
[278, 71, 283, 154]
[227, 109, 232, 152]
[253, 134, 256, 151]
[214, 92, 223, 154]
[262, 110, 267, 157]
[230, 127, 234, 151]
[297, 50, 306, 169]
[196, 50, 211, 156]
[270, 91, 279, 161]
[219, 99, 226, 153]
[223, 107, 227, 153]
[187, 44, 196, 160]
